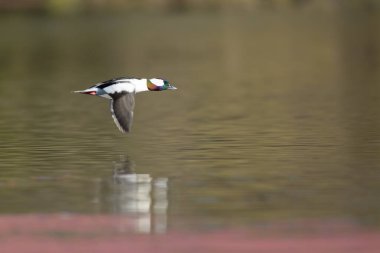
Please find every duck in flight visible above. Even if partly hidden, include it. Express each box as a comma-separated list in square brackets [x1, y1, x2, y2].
[74, 77, 177, 133]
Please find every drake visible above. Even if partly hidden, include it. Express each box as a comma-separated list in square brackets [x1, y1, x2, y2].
[74, 77, 177, 133]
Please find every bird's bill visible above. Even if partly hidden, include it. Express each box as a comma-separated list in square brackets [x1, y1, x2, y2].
[167, 85, 177, 90]
[73, 90, 97, 95]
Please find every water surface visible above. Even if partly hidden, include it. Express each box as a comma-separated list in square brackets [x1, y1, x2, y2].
[0, 10, 379, 233]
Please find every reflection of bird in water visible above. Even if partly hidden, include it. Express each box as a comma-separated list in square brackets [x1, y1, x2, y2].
[111, 155, 168, 234]
[74, 77, 177, 133]
[113, 156, 151, 184]
[113, 155, 135, 176]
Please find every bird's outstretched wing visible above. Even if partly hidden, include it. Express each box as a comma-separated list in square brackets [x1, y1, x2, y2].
[110, 93, 135, 133]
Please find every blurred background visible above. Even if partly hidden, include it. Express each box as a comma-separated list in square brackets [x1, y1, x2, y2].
[0, 0, 379, 251]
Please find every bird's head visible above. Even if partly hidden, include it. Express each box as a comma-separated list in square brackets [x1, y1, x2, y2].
[147, 78, 177, 91]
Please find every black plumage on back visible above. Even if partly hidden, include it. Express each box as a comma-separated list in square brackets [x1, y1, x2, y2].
[95, 77, 136, 89]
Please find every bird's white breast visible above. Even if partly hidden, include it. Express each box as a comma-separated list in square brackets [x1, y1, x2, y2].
[103, 81, 135, 94]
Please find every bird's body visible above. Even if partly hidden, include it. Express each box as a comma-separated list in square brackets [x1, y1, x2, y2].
[74, 77, 176, 133]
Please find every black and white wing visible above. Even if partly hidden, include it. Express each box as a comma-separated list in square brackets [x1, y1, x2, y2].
[110, 93, 135, 133]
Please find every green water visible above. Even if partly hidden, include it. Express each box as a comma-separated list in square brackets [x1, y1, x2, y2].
[0, 10, 379, 232]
